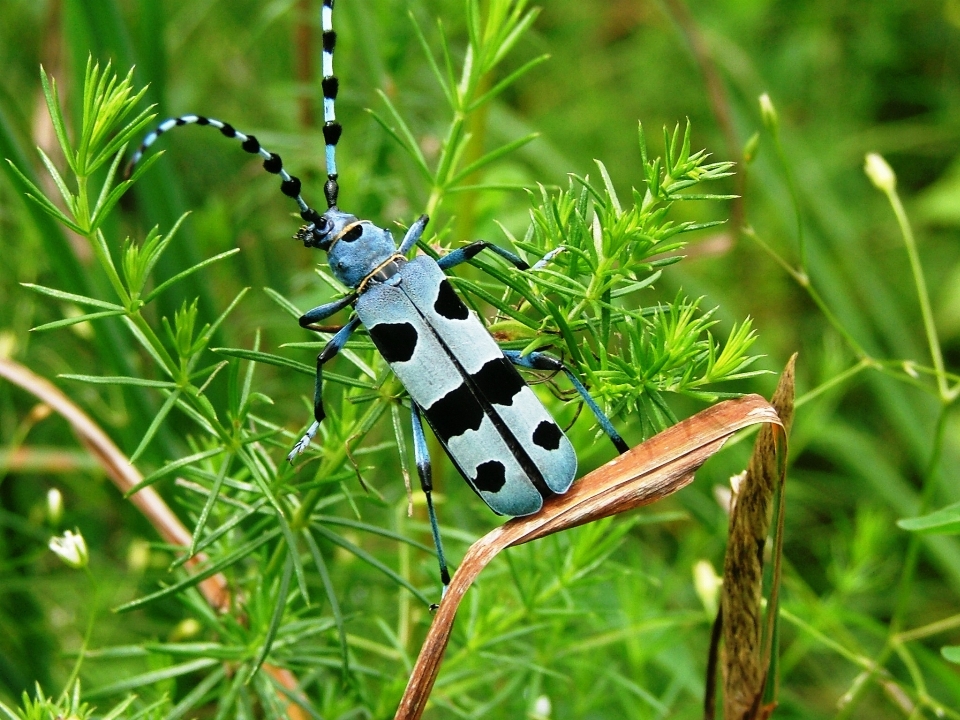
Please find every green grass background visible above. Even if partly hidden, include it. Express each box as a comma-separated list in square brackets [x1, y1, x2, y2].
[1, 0, 959, 718]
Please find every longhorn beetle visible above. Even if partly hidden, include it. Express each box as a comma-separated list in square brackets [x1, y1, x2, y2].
[127, 0, 627, 592]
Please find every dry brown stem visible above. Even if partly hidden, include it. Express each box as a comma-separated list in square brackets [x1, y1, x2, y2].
[715, 355, 795, 720]
[395, 393, 783, 720]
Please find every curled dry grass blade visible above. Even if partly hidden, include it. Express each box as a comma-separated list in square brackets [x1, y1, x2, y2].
[0, 357, 309, 720]
[394, 393, 784, 720]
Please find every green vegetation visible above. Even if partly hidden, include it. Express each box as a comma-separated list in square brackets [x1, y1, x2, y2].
[1, 0, 958, 718]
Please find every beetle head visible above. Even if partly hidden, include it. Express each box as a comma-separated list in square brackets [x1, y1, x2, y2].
[296, 208, 398, 288]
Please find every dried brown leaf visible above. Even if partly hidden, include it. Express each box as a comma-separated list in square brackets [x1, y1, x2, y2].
[395, 393, 783, 720]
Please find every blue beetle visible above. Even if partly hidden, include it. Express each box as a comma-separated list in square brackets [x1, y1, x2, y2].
[128, 0, 626, 590]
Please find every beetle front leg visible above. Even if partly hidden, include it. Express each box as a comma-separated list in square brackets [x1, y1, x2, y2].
[398, 214, 429, 255]
[287, 316, 362, 462]
[299, 293, 357, 329]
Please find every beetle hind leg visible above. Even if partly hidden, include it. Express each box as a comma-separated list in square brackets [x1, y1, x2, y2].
[411, 402, 451, 596]
[502, 349, 629, 454]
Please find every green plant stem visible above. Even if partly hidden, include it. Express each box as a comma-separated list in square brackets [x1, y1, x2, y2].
[744, 226, 869, 360]
[896, 612, 960, 643]
[794, 359, 871, 409]
[835, 403, 949, 719]
[892, 404, 948, 631]
[882, 184, 949, 401]
[771, 131, 806, 272]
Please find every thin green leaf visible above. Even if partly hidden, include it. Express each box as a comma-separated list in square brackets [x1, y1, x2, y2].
[190, 453, 233, 556]
[468, 54, 549, 112]
[312, 524, 431, 606]
[163, 664, 228, 720]
[247, 553, 294, 682]
[943, 646, 960, 664]
[5, 161, 84, 232]
[450, 133, 539, 186]
[143, 249, 241, 304]
[31, 310, 125, 332]
[369, 91, 432, 178]
[263, 286, 306, 320]
[213, 347, 375, 389]
[114, 529, 280, 612]
[303, 528, 348, 674]
[21, 283, 123, 311]
[128, 389, 183, 464]
[35, 147, 78, 219]
[127, 445, 224, 496]
[85, 658, 218, 699]
[59, 374, 176, 388]
[171, 499, 271, 570]
[408, 9, 453, 106]
[595, 159, 622, 215]
[898, 501, 960, 535]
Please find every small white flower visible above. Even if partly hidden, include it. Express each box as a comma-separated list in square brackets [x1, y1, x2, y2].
[531, 695, 552, 719]
[864, 153, 896, 193]
[46, 488, 63, 526]
[49, 529, 88, 569]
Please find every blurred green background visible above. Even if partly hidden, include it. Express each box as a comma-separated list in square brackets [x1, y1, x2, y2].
[1, 0, 960, 718]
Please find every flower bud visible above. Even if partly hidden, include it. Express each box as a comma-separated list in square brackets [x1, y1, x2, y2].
[759, 93, 779, 131]
[693, 559, 722, 616]
[49, 529, 88, 569]
[46, 488, 63, 526]
[864, 152, 896, 193]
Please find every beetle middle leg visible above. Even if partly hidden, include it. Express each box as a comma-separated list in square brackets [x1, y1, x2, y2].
[288, 315, 362, 461]
[437, 240, 563, 272]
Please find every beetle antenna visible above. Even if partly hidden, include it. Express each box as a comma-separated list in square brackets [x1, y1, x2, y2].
[320, 0, 341, 208]
[124, 115, 324, 226]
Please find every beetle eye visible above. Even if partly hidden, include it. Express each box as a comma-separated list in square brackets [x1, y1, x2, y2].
[341, 224, 363, 243]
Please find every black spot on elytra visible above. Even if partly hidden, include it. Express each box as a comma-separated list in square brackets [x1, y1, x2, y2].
[424, 384, 483, 443]
[473, 460, 506, 493]
[532, 421, 562, 451]
[473, 358, 524, 406]
[368, 322, 418, 364]
[433, 280, 469, 320]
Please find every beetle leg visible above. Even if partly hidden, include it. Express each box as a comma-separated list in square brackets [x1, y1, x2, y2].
[410, 402, 451, 598]
[288, 316, 362, 461]
[502, 349, 628, 454]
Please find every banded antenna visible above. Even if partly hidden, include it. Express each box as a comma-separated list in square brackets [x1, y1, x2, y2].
[320, 0, 342, 208]
[124, 0, 344, 220]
